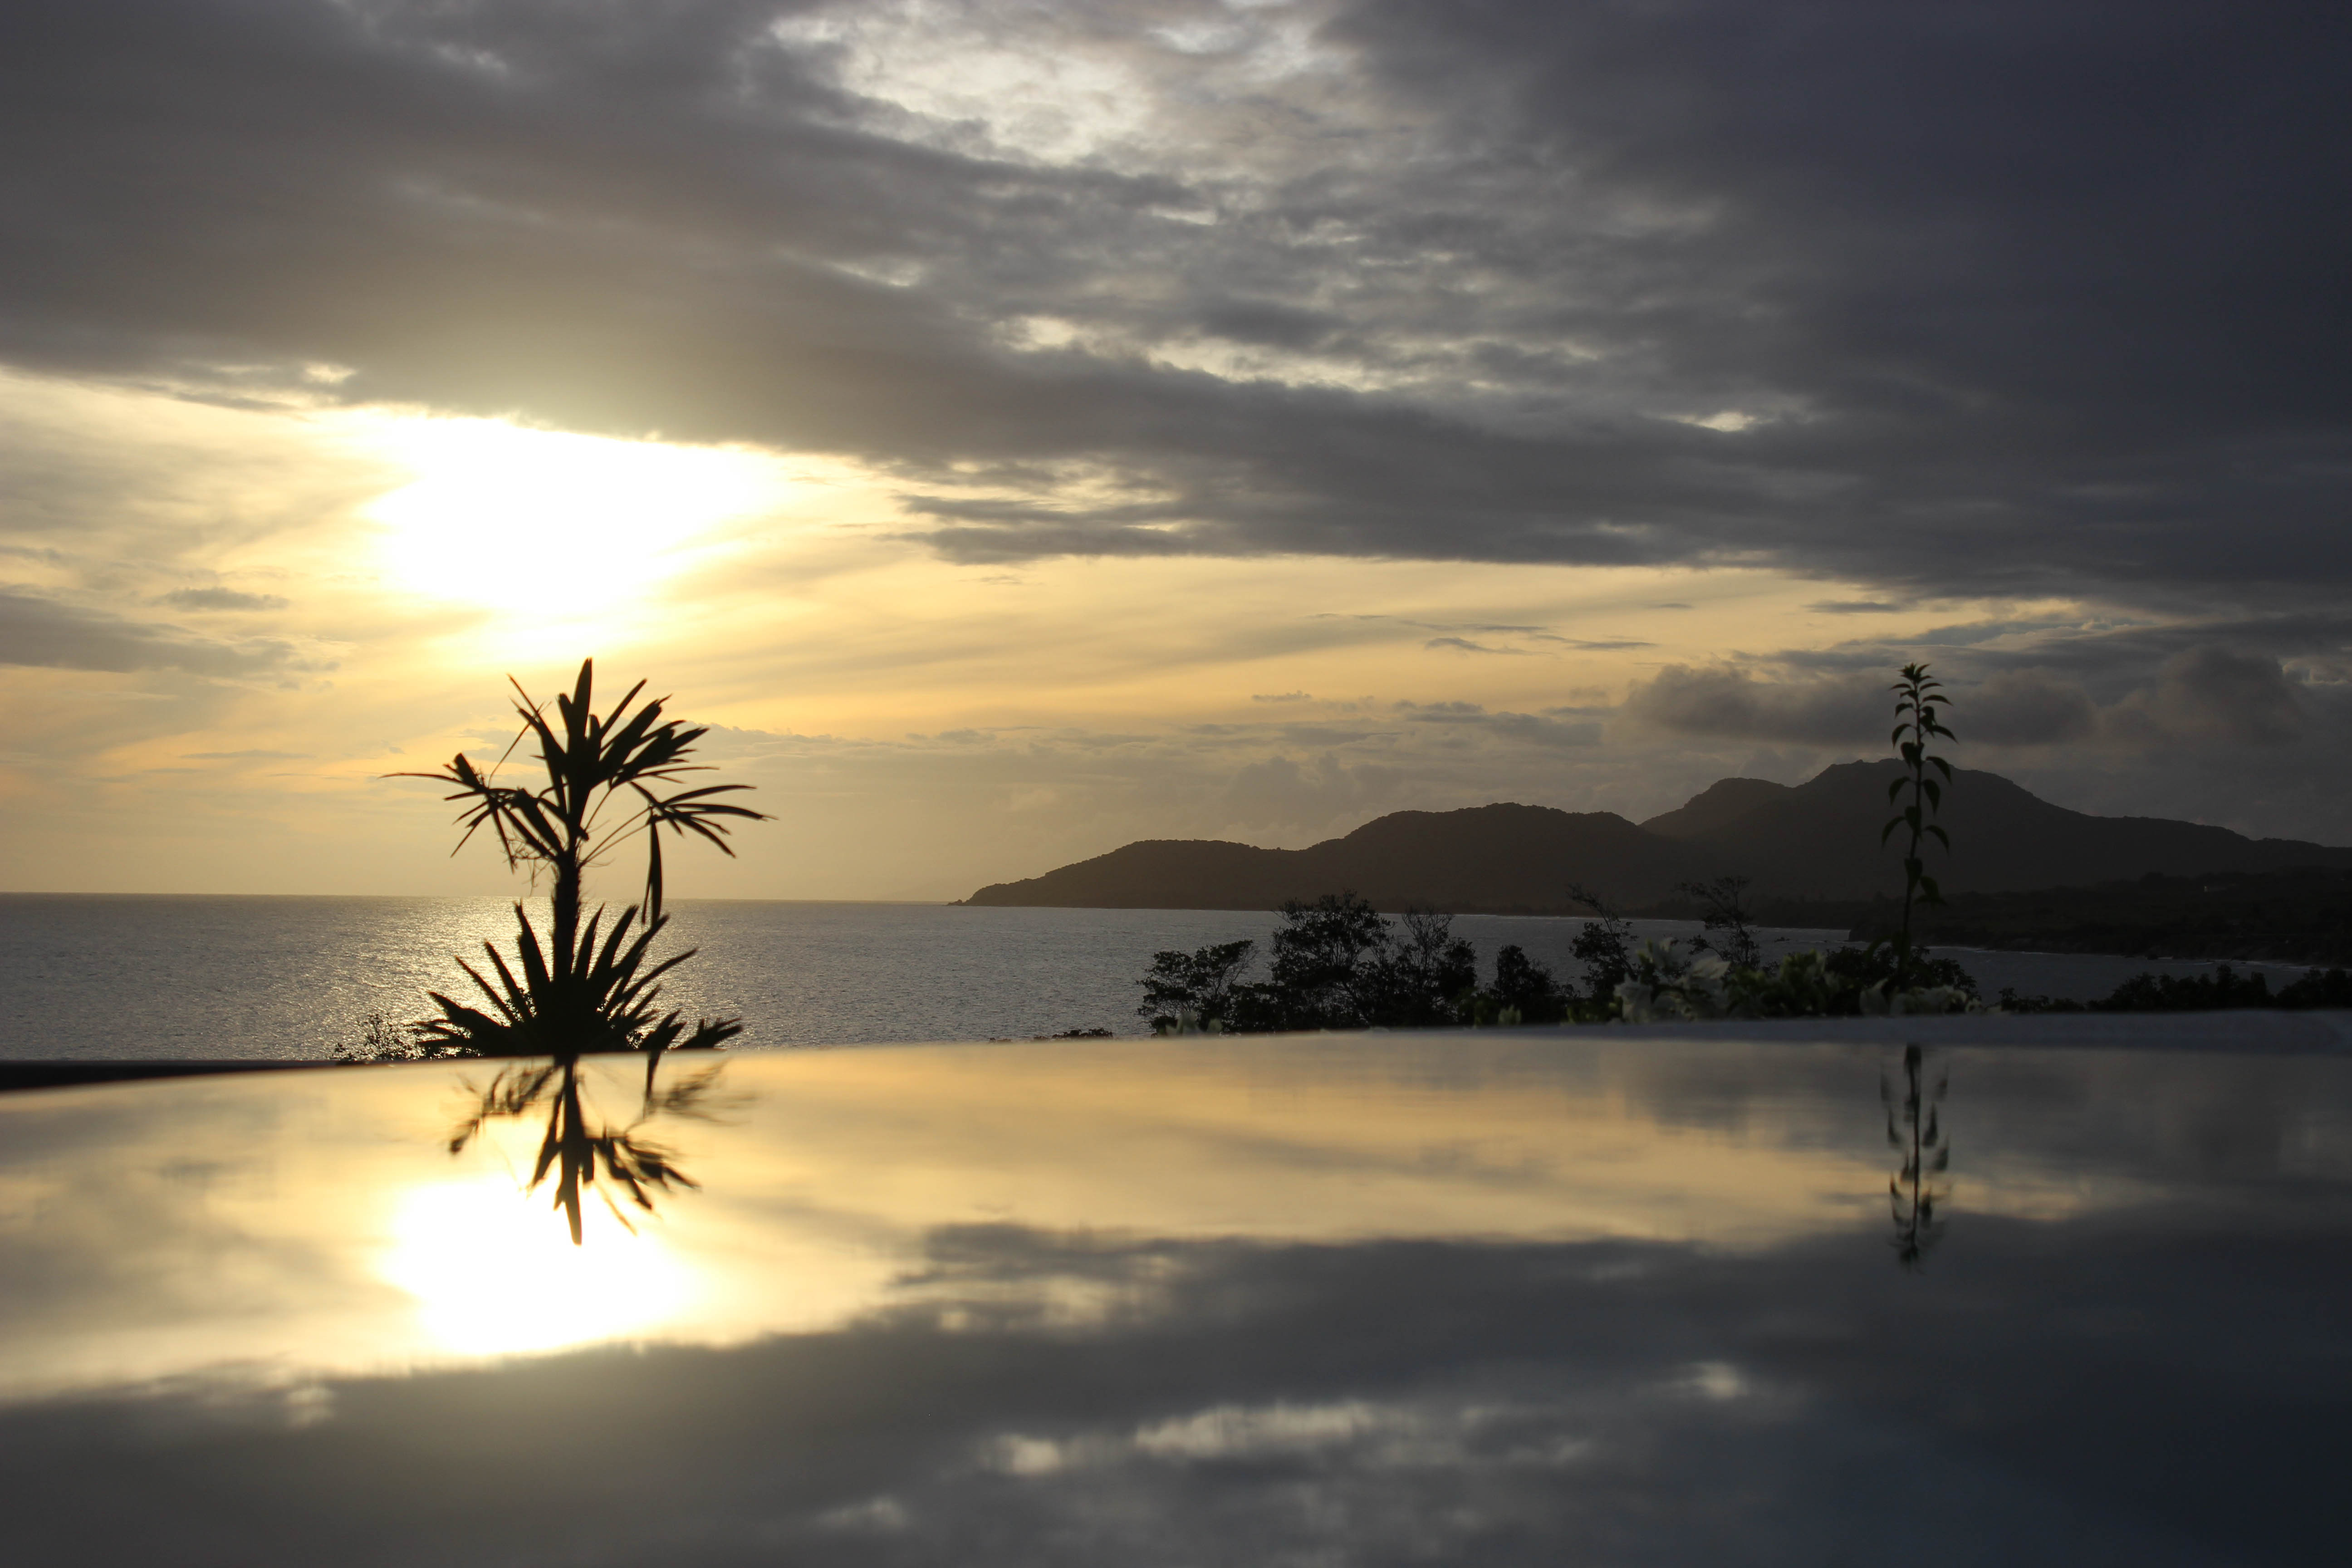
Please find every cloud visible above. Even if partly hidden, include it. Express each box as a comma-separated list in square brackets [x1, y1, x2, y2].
[1966, 670, 2097, 747]
[0, 588, 295, 677]
[2103, 647, 2311, 748]
[1622, 666, 1881, 745]
[1220, 752, 1401, 832]
[157, 588, 289, 612]
[1393, 700, 1601, 749]
[1627, 643, 2332, 765]
[0, 1, 2342, 608]
[1423, 636, 1528, 655]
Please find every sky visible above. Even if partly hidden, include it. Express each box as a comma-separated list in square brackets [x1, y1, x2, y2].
[2, 0, 2349, 900]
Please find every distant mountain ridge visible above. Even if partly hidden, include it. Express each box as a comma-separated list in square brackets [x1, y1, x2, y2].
[960, 761, 2352, 912]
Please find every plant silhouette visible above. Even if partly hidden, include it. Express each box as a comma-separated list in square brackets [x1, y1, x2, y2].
[1882, 1044, 1950, 1270]
[396, 658, 767, 1072]
[1882, 662, 1955, 985]
[450, 1057, 740, 1245]
[1676, 875, 1762, 968]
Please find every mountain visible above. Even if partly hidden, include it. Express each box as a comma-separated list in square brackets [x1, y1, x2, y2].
[962, 803, 1713, 912]
[1647, 761, 2352, 899]
[960, 762, 2352, 912]
[1637, 777, 1793, 841]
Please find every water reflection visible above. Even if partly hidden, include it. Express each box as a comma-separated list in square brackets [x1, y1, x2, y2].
[447, 1057, 740, 1245]
[1883, 1043, 1950, 1269]
[5, 1034, 2352, 1563]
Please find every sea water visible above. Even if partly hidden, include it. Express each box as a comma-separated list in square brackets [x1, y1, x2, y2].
[0, 894, 2323, 1060]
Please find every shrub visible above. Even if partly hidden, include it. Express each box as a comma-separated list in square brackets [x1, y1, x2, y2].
[1138, 939, 1257, 1033]
[1677, 876, 1764, 969]
[1139, 894, 1487, 1033]
[1566, 883, 1637, 1010]
[1617, 938, 1984, 1023]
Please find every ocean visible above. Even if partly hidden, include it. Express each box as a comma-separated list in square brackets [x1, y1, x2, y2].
[0, 894, 2324, 1060]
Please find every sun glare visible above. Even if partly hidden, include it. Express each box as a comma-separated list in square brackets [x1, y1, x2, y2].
[365, 418, 786, 616]
[378, 1177, 696, 1358]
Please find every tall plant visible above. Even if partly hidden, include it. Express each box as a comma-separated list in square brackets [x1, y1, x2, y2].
[1881, 662, 1955, 979]
[398, 659, 767, 1066]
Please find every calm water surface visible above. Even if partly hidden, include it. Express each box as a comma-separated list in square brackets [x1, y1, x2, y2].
[0, 894, 2322, 1058]
[0, 1033, 2345, 1562]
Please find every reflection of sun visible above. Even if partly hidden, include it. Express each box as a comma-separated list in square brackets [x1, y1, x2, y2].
[365, 417, 784, 616]
[378, 1177, 695, 1358]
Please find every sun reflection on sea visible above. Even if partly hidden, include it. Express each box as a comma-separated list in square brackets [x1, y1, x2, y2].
[377, 1176, 695, 1358]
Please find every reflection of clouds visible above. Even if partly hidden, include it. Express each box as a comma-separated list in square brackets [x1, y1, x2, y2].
[0, 1215, 2340, 1563]
[5, 1039, 2337, 1406]
[1, 1037, 2348, 1562]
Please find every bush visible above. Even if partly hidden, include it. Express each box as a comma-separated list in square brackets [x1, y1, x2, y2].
[331, 1009, 478, 1064]
[1616, 939, 1984, 1024]
[1140, 894, 1489, 1033]
[2003, 962, 2352, 1013]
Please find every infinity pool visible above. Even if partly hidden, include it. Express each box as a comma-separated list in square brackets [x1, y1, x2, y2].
[2, 1022, 2346, 1564]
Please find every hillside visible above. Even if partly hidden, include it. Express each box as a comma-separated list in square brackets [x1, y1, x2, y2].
[962, 803, 1713, 913]
[961, 762, 2352, 913]
[1645, 761, 2352, 898]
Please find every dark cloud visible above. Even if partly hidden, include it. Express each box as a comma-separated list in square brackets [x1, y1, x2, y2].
[1220, 751, 1400, 830]
[1423, 636, 1527, 655]
[1623, 640, 2338, 818]
[0, 588, 295, 676]
[1622, 665, 1882, 745]
[1632, 647, 2328, 750]
[157, 587, 289, 612]
[2103, 647, 2311, 748]
[1967, 670, 2097, 748]
[0, 1, 2343, 605]
[1393, 700, 1600, 748]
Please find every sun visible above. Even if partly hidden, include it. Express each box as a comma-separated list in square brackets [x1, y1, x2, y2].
[364, 416, 787, 617]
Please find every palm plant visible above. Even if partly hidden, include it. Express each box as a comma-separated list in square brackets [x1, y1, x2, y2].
[398, 659, 767, 1069]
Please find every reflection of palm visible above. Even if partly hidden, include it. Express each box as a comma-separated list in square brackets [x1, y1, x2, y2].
[449, 1059, 735, 1245]
[1882, 1044, 1949, 1269]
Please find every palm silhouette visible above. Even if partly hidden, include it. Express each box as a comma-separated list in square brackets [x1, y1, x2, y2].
[397, 659, 768, 1068]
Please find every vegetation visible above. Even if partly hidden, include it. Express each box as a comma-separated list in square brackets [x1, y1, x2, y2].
[1675, 875, 1762, 968]
[373, 658, 766, 1070]
[1134, 657, 2352, 1026]
[1564, 883, 1637, 1011]
[328, 1008, 469, 1064]
[1998, 963, 2352, 1013]
[1142, 893, 1533, 1032]
[1882, 662, 1954, 984]
[1617, 940, 1980, 1022]
[1138, 893, 1470, 1032]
